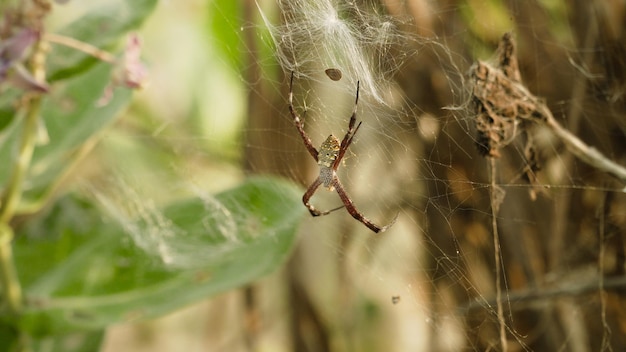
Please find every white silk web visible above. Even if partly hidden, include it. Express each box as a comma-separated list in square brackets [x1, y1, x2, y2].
[91, 0, 626, 350]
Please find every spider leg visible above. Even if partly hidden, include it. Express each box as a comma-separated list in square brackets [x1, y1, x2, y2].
[335, 121, 362, 167]
[303, 177, 345, 216]
[289, 72, 319, 162]
[333, 81, 363, 169]
[332, 178, 398, 233]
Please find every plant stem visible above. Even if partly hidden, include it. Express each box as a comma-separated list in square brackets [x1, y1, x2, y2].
[0, 96, 42, 224]
[0, 224, 22, 314]
[0, 98, 41, 314]
[489, 158, 508, 352]
[0, 113, 39, 316]
[0, 38, 47, 315]
[44, 32, 117, 63]
[541, 104, 626, 183]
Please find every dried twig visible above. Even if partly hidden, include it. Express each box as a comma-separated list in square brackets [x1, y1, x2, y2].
[461, 270, 626, 313]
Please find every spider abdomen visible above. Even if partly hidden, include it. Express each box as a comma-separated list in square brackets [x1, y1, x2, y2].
[319, 166, 336, 190]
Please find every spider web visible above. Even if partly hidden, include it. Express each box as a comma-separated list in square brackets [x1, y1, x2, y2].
[100, 0, 626, 351]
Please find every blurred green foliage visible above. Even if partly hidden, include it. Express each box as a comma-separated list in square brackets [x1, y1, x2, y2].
[0, 1, 303, 351]
[13, 177, 301, 336]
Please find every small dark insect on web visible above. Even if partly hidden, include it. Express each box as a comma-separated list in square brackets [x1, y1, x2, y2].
[325, 68, 342, 81]
[287, 72, 398, 233]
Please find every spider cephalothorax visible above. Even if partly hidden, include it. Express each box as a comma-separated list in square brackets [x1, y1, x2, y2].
[288, 72, 397, 233]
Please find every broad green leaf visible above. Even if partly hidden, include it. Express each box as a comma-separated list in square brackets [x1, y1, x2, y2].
[30, 62, 131, 187]
[47, 0, 158, 81]
[13, 177, 304, 336]
[0, 61, 132, 204]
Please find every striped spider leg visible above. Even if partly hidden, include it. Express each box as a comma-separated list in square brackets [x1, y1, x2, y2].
[288, 72, 398, 233]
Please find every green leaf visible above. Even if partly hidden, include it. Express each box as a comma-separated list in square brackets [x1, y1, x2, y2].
[0, 61, 132, 204]
[13, 177, 304, 336]
[47, 0, 158, 81]
[31, 62, 131, 185]
[0, 0, 157, 209]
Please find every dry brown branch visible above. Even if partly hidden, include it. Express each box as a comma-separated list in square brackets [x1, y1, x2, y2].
[461, 271, 626, 313]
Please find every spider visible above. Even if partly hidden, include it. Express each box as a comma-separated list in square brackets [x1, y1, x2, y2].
[288, 72, 398, 233]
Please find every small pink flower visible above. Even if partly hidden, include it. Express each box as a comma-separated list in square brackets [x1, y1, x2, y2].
[117, 34, 147, 89]
[99, 33, 147, 105]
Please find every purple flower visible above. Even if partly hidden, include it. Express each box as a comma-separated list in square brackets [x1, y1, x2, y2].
[0, 28, 48, 92]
